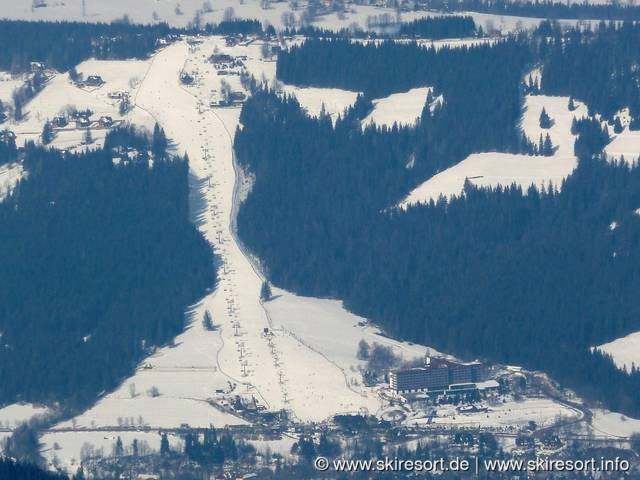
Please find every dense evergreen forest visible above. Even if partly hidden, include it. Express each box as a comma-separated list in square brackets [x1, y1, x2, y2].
[538, 21, 640, 122]
[0, 457, 69, 480]
[286, 16, 477, 39]
[397, 17, 477, 39]
[427, 0, 640, 21]
[236, 36, 640, 416]
[0, 133, 17, 166]
[204, 19, 269, 36]
[0, 129, 215, 409]
[0, 20, 176, 73]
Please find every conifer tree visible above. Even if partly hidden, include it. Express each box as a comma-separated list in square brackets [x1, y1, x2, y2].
[613, 117, 623, 134]
[543, 133, 553, 155]
[160, 433, 170, 456]
[260, 280, 272, 301]
[41, 120, 54, 145]
[539, 107, 552, 128]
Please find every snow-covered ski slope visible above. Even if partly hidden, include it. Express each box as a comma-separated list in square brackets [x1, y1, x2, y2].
[265, 287, 447, 392]
[399, 95, 589, 207]
[39, 40, 420, 458]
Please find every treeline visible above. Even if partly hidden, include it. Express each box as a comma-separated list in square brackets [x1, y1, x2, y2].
[538, 21, 640, 121]
[426, 0, 640, 21]
[277, 38, 532, 179]
[397, 16, 477, 39]
[0, 19, 176, 73]
[285, 16, 477, 39]
[0, 128, 216, 409]
[203, 19, 272, 36]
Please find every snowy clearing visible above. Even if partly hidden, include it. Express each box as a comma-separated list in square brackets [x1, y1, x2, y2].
[0, 162, 25, 201]
[279, 85, 360, 123]
[0, 74, 24, 105]
[361, 87, 434, 129]
[594, 331, 640, 372]
[604, 129, 640, 164]
[399, 95, 588, 206]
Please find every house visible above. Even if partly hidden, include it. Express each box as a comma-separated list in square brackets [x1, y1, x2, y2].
[99, 116, 113, 127]
[30, 61, 45, 72]
[0, 112, 7, 124]
[229, 91, 246, 103]
[76, 116, 91, 128]
[210, 53, 235, 65]
[85, 75, 104, 87]
[52, 116, 68, 128]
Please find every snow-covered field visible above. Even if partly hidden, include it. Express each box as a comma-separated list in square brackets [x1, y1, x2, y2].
[41, 430, 184, 472]
[0, 403, 50, 429]
[0, 75, 24, 105]
[595, 332, 640, 372]
[0, 0, 544, 32]
[399, 95, 588, 206]
[361, 87, 434, 129]
[0, 402, 50, 445]
[0, 162, 25, 201]
[589, 409, 640, 439]
[406, 397, 580, 430]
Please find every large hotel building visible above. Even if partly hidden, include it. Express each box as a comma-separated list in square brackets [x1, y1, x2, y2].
[389, 357, 487, 393]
